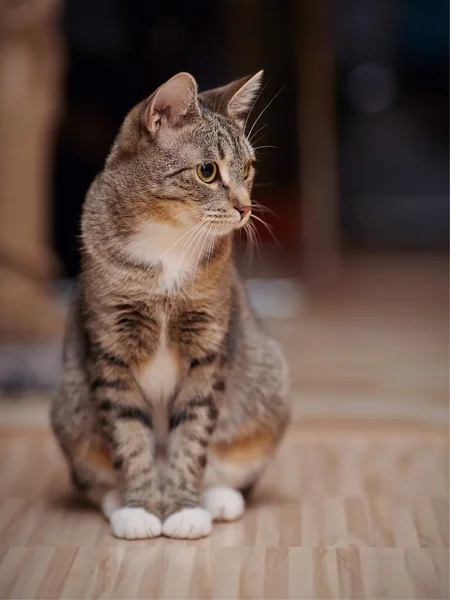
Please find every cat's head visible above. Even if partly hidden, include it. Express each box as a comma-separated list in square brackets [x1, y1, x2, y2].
[107, 71, 264, 237]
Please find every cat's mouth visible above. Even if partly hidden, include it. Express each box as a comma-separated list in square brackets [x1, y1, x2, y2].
[203, 209, 251, 234]
[235, 209, 251, 228]
[207, 217, 251, 235]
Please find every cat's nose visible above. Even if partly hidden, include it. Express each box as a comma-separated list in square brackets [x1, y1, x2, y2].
[236, 206, 251, 220]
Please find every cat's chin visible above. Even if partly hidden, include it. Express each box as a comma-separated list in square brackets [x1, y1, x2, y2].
[206, 222, 237, 236]
[234, 215, 251, 230]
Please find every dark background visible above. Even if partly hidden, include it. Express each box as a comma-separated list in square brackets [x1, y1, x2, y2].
[54, 0, 449, 277]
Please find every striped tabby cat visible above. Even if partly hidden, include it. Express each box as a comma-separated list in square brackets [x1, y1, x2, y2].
[51, 71, 290, 539]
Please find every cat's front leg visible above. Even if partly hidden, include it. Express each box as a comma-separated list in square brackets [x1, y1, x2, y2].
[162, 382, 218, 539]
[90, 349, 162, 539]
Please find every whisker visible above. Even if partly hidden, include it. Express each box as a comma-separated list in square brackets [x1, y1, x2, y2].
[248, 134, 267, 148]
[248, 123, 268, 145]
[182, 210, 203, 217]
[191, 221, 214, 285]
[244, 221, 258, 268]
[253, 145, 278, 151]
[205, 223, 216, 269]
[247, 85, 285, 142]
[217, 84, 231, 114]
[173, 220, 209, 280]
[251, 214, 282, 249]
[249, 220, 262, 260]
[243, 221, 253, 264]
[206, 222, 221, 269]
[156, 221, 203, 262]
[243, 76, 271, 135]
[251, 203, 278, 217]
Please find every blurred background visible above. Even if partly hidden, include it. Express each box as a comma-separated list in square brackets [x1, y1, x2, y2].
[0, 0, 448, 421]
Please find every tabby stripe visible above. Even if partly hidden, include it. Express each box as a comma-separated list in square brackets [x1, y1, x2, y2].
[128, 446, 145, 461]
[164, 166, 192, 179]
[169, 410, 192, 430]
[129, 466, 153, 482]
[91, 377, 128, 391]
[190, 352, 217, 370]
[91, 343, 128, 368]
[188, 395, 215, 409]
[169, 396, 217, 430]
[117, 406, 153, 429]
[99, 399, 113, 411]
[213, 380, 226, 392]
[218, 136, 226, 159]
[116, 313, 157, 331]
[117, 316, 139, 327]
[181, 327, 203, 335]
[179, 311, 212, 325]
[205, 423, 216, 435]
[115, 303, 135, 311]
[208, 405, 219, 420]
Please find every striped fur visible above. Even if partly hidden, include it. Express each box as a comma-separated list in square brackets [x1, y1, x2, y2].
[51, 72, 290, 539]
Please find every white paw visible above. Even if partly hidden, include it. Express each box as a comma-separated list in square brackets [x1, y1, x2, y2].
[201, 486, 245, 521]
[162, 507, 212, 539]
[101, 490, 121, 520]
[111, 507, 162, 539]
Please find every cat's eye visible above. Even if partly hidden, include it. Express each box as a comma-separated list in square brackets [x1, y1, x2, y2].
[197, 162, 218, 183]
[244, 160, 252, 179]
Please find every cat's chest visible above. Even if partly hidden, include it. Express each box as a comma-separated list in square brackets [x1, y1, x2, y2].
[136, 313, 179, 404]
[126, 221, 203, 292]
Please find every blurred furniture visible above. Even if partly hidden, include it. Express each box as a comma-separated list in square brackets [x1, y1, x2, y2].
[298, 0, 341, 285]
[0, 0, 64, 340]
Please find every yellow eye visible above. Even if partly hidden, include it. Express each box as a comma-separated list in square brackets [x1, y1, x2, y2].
[197, 162, 218, 183]
[244, 160, 252, 179]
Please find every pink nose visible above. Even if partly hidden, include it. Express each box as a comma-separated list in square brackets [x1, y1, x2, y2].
[236, 206, 251, 219]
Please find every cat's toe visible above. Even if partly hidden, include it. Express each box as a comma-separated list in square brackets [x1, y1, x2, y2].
[111, 507, 162, 539]
[201, 485, 245, 521]
[162, 507, 212, 539]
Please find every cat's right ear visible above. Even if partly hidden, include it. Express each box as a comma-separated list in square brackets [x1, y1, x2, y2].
[144, 73, 200, 133]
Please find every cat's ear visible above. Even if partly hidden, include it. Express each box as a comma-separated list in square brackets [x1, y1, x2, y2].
[201, 70, 264, 127]
[227, 70, 264, 125]
[145, 72, 200, 133]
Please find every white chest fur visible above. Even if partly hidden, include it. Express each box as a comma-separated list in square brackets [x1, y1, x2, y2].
[136, 314, 179, 403]
[136, 314, 179, 442]
[126, 220, 204, 293]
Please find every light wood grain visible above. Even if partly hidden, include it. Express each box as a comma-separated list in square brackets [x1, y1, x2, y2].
[0, 426, 447, 599]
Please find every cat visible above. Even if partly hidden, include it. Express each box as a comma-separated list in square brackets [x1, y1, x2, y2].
[50, 71, 290, 539]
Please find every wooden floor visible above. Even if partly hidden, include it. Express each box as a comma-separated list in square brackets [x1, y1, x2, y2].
[0, 254, 448, 599]
[0, 425, 448, 599]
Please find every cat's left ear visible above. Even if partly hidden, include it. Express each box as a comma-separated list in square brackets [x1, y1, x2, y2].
[145, 72, 200, 133]
[201, 70, 264, 127]
[227, 70, 264, 125]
